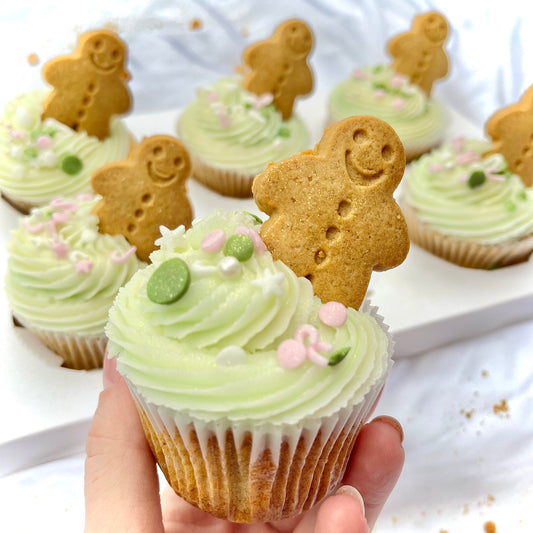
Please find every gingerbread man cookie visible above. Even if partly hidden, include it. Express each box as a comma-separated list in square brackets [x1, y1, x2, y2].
[242, 19, 313, 120]
[387, 12, 449, 96]
[252, 116, 409, 310]
[92, 135, 193, 262]
[42, 29, 131, 140]
[485, 85, 533, 187]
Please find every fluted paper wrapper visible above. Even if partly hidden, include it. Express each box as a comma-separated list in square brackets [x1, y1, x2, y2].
[26, 325, 105, 370]
[402, 202, 533, 269]
[125, 304, 393, 523]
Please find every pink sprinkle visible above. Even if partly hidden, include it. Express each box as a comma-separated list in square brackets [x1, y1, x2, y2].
[52, 211, 70, 225]
[23, 221, 44, 234]
[452, 137, 465, 153]
[254, 93, 274, 109]
[206, 91, 218, 103]
[430, 163, 444, 173]
[10, 130, 25, 140]
[352, 69, 367, 80]
[391, 74, 404, 88]
[51, 241, 70, 258]
[111, 246, 137, 263]
[486, 172, 506, 182]
[306, 345, 330, 367]
[456, 151, 481, 165]
[374, 89, 386, 99]
[295, 324, 319, 346]
[235, 225, 267, 252]
[36, 135, 53, 150]
[319, 301, 347, 327]
[75, 259, 93, 273]
[201, 229, 226, 253]
[50, 197, 78, 212]
[77, 193, 94, 202]
[277, 338, 307, 369]
[392, 98, 405, 111]
[217, 109, 231, 128]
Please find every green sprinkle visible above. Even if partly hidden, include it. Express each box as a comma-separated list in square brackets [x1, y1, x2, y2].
[504, 200, 517, 212]
[467, 170, 486, 188]
[147, 258, 191, 305]
[224, 234, 254, 262]
[60, 155, 83, 175]
[245, 211, 263, 225]
[244, 102, 253, 110]
[23, 147, 38, 159]
[328, 347, 350, 366]
[30, 127, 56, 141]
[517, 190, 527, 201]
[278, 126, 290, 138]
[373, 65, 384, 73]
[372, 82, 388, 91]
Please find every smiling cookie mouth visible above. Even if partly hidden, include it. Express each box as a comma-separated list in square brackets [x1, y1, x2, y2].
[346, 151, 384, 181]
[147, 161, 176, 181]
[90, 54, 117, 72]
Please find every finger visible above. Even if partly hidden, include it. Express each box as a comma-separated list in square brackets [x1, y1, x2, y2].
[84, 357, 164, 533]
[342, 416, 404, 530]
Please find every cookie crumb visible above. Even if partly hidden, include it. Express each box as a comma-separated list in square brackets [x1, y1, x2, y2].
[439, 529, 449, 533]
[460, 408, 475, 419]
[484, 520, 497, 533]
[27, 53, 39, 66]
[481, 369, 489, 377]
[493, 399, 509, 418]
[190, 18, 203, 30]
[103, 21, 119, 33]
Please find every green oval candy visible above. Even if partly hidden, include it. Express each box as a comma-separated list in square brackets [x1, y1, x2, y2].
[328, 347, 350, 366]
[61, 155, 83, 175]
[147, 258, 190, 304]
[224, 234, 254, 262]
[467, 170, 486, 189]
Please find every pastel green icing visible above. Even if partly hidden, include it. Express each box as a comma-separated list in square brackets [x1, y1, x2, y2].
[106, 210, 391, 425]
[177, 77, 308, 174]
[5, 195, 145, 335]
[328, 65, 445, 151]
[0, 90, 131, 206]
[404, 139, 533, 244]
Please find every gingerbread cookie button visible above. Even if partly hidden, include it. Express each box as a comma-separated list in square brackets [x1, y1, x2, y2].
[242, 19, 313, 120]
[485, 85, 533, 187]
[91, 135, 193, 262]
[42, 29, 132, 140]
[253, 115, 409, 310]
[387, 11, 449, 96]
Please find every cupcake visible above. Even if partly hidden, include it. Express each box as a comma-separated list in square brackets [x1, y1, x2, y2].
[5, 194, 144, 370]
[106, 210, 392, 522]
[177, 19, 313, 197]
[402, 138, 533, 268]
[106, 116, 409, 522]
[328, 12, 449, 161]
[0, 29, 133, 214]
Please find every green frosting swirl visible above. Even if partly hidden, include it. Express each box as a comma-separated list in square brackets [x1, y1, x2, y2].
[403, 139, 533, 244]
[328, 65, 445, 152]
[5, 195, 145, 335]
[177, 77, 308, 174]
[0, 90, 131, 206]
[106, 211, 391, 424]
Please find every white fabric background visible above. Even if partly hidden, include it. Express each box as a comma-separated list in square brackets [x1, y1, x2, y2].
[0, 1, 532, 532]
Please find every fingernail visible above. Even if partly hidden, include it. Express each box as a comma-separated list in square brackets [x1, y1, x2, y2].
[335, 485, 365, 516]
[102, 352, 121, 389]
[372, 415, 404, 443]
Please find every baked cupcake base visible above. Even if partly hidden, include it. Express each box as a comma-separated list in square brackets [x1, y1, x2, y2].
[402, 203, 533, 269]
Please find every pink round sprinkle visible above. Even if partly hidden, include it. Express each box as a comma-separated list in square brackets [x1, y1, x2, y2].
[52, 211, 70, 225]
[235, 226, 267, 252]
[430, 163, 444, 173]
[277, 338, 307, 369]
[452, 137, 465, 153]
[374, 89, 386, 99]
[391, 74, 404, 88]
[392, 98, 405, 111]
[206, 91, 218, 103]
[201, 229, 226, 253]
[319, 301, 347, 327]
[217, 109, 231, 128]
[10, 130, 25, 140]
[77, 193, 94, 201]
[36, 135, 53, 150]
[352, 69, 367, 80]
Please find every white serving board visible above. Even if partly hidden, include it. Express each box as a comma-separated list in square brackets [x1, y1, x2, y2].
[1, 94, 532, 474]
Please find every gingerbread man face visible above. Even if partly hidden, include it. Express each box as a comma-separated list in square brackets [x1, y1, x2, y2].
[417, 12, 448, 44]
[82, 31, 126, 74]
[138, 137, 191, 184]
[485, 85, 533, 186]
[91, 135, 193, 262]
[252, 116, 409, 309]
[280, 20, 313, 58]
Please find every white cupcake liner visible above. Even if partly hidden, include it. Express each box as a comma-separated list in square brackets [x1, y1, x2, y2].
[124, 303, 393, 523]
[402, 202, 533, 269]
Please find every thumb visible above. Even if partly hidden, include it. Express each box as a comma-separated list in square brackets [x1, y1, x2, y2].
[84, 356, 164, 533]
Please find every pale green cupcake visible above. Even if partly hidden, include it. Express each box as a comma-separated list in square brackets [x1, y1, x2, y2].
[177, 77, 309, 197]
[5, 194, 145, 369]
[402, 138, 533, 268]
[106, 210, 392, 522]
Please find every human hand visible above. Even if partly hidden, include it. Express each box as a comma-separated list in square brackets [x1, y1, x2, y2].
[84, 356, 404, 533]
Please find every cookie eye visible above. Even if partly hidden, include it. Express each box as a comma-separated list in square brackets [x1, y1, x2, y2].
[94, 39, 103, 50]
[174, 157, 184, 168]
[353, 129, 367, 144]
[111, 49, 120, 59]
[152, 146, 163, 158]
[381, 144, 394, 162]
